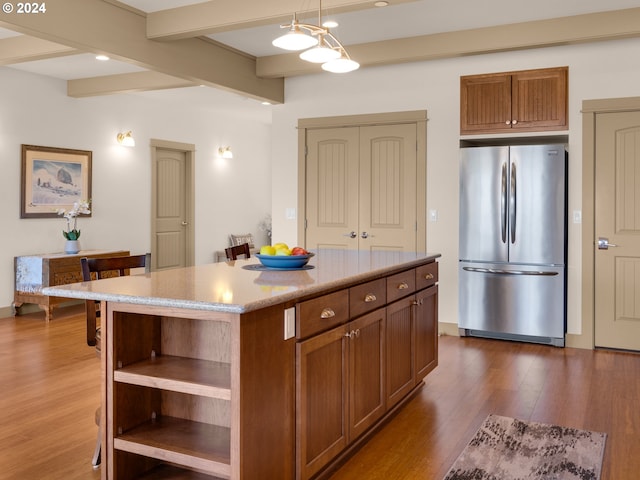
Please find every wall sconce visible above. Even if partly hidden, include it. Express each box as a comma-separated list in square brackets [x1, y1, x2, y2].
[218, 146, 233, 159]
[116, 131, 135, 147]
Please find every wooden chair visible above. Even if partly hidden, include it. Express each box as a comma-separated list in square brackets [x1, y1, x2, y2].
[80, 252, 150, 468]
[225, 243, 251, 260]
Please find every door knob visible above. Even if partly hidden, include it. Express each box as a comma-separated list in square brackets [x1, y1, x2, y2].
[181, 221, 188, 226]
[361, 232, 369, 239]
[598, 237, 618, 250]
[343, 231, 357, 239]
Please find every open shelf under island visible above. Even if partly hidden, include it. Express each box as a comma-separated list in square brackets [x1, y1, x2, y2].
[44, 250, 440, 480]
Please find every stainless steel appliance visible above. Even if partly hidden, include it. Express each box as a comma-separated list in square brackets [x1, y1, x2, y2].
[458, 145, 567, 346]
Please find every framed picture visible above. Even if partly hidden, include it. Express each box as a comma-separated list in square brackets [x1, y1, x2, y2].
[20, 144, 92, 218]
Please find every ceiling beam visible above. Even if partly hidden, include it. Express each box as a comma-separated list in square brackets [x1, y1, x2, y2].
[67, 70, 194, 97]
[0, 35, 76, 64]
[0, 0, 284, 103]
[146, 0, 420, 40]
[257, 7, 640, 77]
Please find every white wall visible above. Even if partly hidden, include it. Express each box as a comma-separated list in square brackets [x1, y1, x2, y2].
[1, 67, 272, 309]
[270, 37, 640, 336]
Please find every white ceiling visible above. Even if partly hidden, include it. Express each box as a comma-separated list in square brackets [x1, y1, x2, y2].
[2, 0, 640, 113]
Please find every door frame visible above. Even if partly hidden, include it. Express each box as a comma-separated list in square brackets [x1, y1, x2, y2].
[297, 110, 428, 252]
[150, 138, 196, 270]
[580, 96, 640, 349]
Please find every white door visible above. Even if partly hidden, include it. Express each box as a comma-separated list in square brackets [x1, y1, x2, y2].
[594, 110, 640, 350]
[305, 124, 418, 252]
[151, 143, 194, 270]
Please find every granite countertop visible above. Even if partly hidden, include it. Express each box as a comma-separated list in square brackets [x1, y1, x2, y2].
[42, 250, 440, 314]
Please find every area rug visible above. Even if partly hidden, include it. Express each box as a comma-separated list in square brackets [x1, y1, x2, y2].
[443, 414, 606, 480]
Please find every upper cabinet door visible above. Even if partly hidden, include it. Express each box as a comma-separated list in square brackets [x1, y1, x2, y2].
[460, 73, 512, 134]
[511, 67, 568, 131]
[460, 67, 568, 135]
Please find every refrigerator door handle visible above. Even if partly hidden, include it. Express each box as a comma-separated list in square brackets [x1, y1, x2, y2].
[501, 162, 507, 243]
[510, 162, 517, 244]
[462, 266, 558, 276]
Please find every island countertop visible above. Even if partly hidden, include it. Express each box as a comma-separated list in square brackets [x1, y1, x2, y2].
[42, 250, 440, 313]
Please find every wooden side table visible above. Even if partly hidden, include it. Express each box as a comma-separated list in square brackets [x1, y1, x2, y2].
[14, 250, 129, 322]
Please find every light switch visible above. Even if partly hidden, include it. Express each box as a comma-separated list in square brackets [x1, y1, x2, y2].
[573, 210, 582, 224]
[429, 209, 438, 222]
[285, 208, 296, 220]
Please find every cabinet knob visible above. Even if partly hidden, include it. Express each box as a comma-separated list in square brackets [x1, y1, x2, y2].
[512, 119, 518, 125]
[397, 282, 409, 290]
[505, 120, 511, 125]
[364, 293, 377, 303]
[320, 308, 336, 319]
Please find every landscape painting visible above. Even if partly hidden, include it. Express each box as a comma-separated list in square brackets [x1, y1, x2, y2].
[21, 144, 92, 218]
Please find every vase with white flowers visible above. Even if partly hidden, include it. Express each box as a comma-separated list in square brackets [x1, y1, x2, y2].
[56, 199, 91, 254]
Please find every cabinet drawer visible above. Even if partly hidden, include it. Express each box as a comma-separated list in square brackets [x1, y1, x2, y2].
[416, 262, 438, 290]
[386, 269, 416, 303]
[296, 290, 349, 339]
[349, 278, 386, 319]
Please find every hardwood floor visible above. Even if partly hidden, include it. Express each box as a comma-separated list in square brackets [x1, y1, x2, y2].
[0, 304, 101, 480]
[1, 306, 638, 479]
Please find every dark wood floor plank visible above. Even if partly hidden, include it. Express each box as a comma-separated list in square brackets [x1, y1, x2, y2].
[1, 309, 639, 480]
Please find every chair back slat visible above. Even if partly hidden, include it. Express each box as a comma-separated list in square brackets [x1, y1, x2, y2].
[225, 243, 251, 260]
[80, 253, 150, 346]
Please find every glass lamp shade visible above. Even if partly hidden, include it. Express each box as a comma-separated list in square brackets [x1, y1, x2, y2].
[272, 28, 317, 51]
[321, 57, 360, 73]
[299, 44, 340, 63]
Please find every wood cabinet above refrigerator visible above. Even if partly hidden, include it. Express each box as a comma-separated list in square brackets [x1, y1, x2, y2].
[460, 66, 568, 135]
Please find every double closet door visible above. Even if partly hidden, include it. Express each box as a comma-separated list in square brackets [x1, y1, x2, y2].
[305, 123, 419, 252]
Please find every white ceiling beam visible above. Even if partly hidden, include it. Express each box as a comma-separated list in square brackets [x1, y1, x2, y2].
[0, 0, 283, 103]
[0, 35, 76, 64]
[257, 7, 640, 77]
[67, 70, 194, 97]
[146, 0, 420, 40]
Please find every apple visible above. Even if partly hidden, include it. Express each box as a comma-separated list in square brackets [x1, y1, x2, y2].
[275, 247, 292, 256]
[291, 247, 309, 256]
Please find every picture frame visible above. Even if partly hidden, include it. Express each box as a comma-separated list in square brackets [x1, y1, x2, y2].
[20, 144, 92, 218]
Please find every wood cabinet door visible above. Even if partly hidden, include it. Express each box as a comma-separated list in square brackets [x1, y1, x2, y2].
[296, 324, 349, 480]
[348, 309, 385, 441]
[385, 295, 415, 409]
[511, 67, 567, 131]
[460, 73, 512, 133]
[414, 286, 438, 381]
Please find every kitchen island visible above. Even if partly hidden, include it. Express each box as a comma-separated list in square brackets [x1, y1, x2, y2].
[44, 250, 440, 480]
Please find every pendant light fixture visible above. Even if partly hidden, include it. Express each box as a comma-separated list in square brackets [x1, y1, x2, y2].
[272, 0, 359, 73]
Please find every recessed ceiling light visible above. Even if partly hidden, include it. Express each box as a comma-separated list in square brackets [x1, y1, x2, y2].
[261, 101, 272, 106]
[95, 55, 109, 61]
[374, 1, 389, 6]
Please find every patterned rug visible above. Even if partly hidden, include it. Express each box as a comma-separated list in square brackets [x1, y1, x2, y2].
[443, 414, 607, 480]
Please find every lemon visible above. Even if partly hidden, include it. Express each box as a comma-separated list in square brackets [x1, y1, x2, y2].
[272, 242, 289, 251]
[275, 247, 292, 256]
[259, 245, 276, 255]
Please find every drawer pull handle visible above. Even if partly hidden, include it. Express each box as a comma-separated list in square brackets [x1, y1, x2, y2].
[424, 273, 434, 280]
[320, 308, 335, 319]
[344, 329, 361, 339]
[397, 282, 409, 290]
[364, 293, 377, 303]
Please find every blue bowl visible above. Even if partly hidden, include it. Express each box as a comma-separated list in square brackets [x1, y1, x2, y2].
[255, 253, 315, 269]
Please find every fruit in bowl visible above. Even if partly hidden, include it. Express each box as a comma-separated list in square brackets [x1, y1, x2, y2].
[256, 243, 314, 268]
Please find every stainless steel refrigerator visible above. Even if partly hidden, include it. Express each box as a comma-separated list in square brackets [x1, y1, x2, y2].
[458, 144, 567, 347]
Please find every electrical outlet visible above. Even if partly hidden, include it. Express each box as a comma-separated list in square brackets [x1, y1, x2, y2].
[284, 307, 295, 340]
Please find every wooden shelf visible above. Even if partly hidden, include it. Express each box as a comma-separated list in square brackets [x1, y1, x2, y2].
[115, 416, 231, 478]
[115, 355, 231, 399]
[138, 464, 225, 480]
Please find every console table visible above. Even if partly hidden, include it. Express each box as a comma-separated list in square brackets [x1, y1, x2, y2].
[14, 250, 129, 322]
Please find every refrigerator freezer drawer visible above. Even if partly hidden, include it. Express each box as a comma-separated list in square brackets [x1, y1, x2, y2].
[459, 262, 566, 339]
